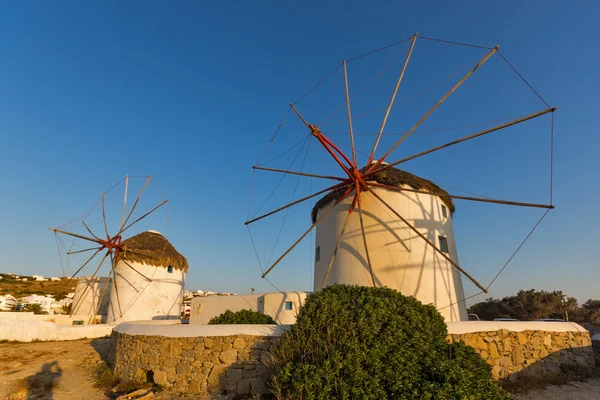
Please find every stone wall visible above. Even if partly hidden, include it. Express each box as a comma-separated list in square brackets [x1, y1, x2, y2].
[109, 331, 275, 397]
[109, 324, 595, 397]
[448, 329, 595, 381]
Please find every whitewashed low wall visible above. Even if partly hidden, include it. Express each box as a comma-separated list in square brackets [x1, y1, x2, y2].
[0, 312, 102, 325]
[0, 320, 113, 342]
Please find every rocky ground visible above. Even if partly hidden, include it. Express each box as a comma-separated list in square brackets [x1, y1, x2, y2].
[0, 338, 598, 400]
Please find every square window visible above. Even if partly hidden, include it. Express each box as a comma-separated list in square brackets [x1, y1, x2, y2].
[284, 301, 293, 311]
[167, 266, 173, 274]
[315, 246, 320, 262]
[438, 236, 449, 253]
[441, 204, 447, 218]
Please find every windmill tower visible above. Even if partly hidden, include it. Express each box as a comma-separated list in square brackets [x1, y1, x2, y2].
[107, 230, 188, 325]
[49, 176, 179, 325]
[246, 33, 556, 321]
[313, 164, 466, 321]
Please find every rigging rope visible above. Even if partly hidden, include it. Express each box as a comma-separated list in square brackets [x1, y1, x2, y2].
[497, 51, 551, 108]
[419, 36, 493, 50]
[347, 36, 413, 62]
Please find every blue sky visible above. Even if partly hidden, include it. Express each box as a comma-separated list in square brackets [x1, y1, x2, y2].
[0, 2, 598, 305]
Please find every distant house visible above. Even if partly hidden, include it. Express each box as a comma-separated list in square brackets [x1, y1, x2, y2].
[0, 295, 18, 311]
[32, 275, 47, 282]
[50, 277, 61, 282]
[21, 294, 55, 313]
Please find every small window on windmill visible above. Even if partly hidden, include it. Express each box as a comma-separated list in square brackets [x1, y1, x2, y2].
[441, 204, 447, 218]
[315, 246, 320, 262]
[284, 301, 293, 311]
[438, 236, 449, 253]
[167, 266, 173, 274]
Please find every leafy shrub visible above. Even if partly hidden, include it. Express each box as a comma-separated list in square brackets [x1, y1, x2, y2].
[267, 284, 509, 400]
[208, 309, 276, 325]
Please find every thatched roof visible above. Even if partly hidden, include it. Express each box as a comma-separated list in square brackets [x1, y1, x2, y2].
[117, 231, 188, 272]
[311, 165, 454, 222]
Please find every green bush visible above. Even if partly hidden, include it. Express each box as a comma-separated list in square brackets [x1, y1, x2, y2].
[208, 309, 276, 325]
[267, 284, 509, 400]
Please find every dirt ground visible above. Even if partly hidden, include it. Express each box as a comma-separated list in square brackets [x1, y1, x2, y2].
[1, 339, 599, 400]
[0, 338, 108, 400]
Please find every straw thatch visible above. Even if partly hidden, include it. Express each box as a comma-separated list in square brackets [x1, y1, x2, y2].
[311, 166, 454, 222]
[117, 231, 188, 272]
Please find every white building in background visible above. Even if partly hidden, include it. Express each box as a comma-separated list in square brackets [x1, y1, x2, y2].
[106, 230, 188, 325]
[312, 164, 467, 322]
[20, 294, 55, 313]
[32, 275, 47, 282]
[189, 291, 307, 325]
[50, 277, 61, 282]
[0, 295, 18, 311]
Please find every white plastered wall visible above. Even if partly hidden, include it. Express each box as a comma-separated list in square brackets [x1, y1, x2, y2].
[106, 260, 185, 325]
[189, 291, 308, 325]
[72, 276, 111, 319]
[314, 185, 467, 321]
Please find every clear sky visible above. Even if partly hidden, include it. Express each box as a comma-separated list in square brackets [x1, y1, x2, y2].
[0, 2, 598, 306]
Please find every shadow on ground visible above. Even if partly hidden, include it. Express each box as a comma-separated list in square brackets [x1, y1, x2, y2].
[4, 361, 63, 400]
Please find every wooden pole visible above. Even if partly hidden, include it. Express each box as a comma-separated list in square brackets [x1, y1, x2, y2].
[253, 165, 347, 181]
[66, 248, 103, 282]
[367, 108, 556, 176]
[368, 32, 418, 165]
[321, 196, 357, 289]
[122, 175, 129, 227]
[370, 46, 499, 171]
[102, 193, 109, 238]
[82, 221, 101, 241]
[67, 246, 102, 255]
[47, 228, 102, 245]
[120, 199, 168, 235]
[245, 181, 349, 225]
[290, 104, 311, 128]
[365, 187, 488, 293]
[343, 60, 357, 167]
[262, 187, 353, 279]
[356, 186, 376, 287]
[69, 250, 110, 316]
[118, 176, 151, 236]
[367, 182, 555, 209]
[120, 259, 153, 282]
[109, 253, 124, 318]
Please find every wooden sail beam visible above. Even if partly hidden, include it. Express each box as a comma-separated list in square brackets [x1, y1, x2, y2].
[365, 187, 488, 293]
[119, 199, 168, 236]
[343, 60, 357, 167]
[102, 193, 109, 238]
[321, 195, 357, 289]
[367, 182, 554, 209]
[368, 32, 418, 165]
[69, 250, 110, 316]
[262, 186, 354, 279]
[48, 228, 102, 246]
[367, 108, 556, 177]
[356, 186, 376, 287]
[252, 165, 347, 182]
[67, 246, 102, 255]
[66, 248, 103, 283]
[245, 181, 350, 225]
[370, 45, 499, 172]
[109, 252, 124, 318]
[120, 259, 153, 282]
[118, 176, 151, 236]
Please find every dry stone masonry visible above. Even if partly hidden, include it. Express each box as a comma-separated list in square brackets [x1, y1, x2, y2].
[109, 331, 275, 397]
[447, 329, 594, 381]
[110, 328, 595, 397]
